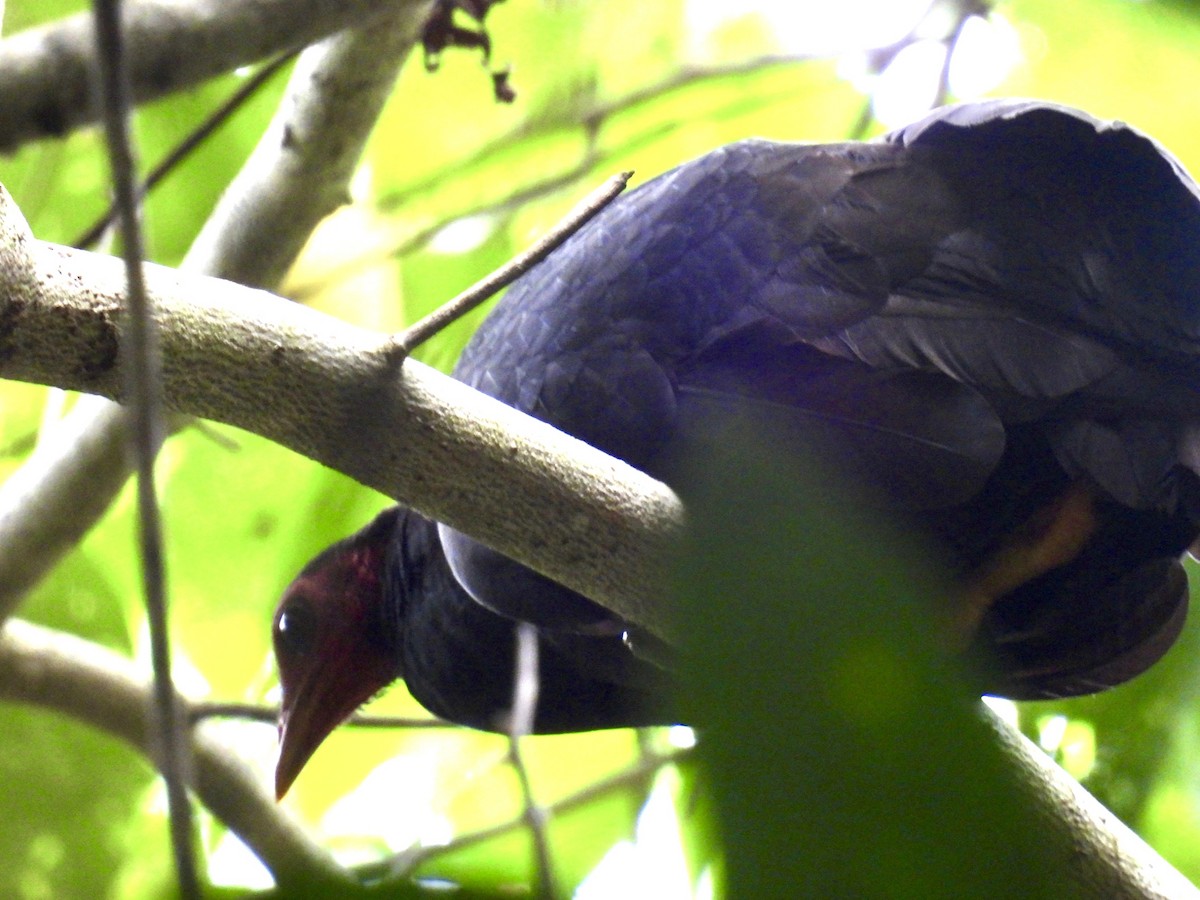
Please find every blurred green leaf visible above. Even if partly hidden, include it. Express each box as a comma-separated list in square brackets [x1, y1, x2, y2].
[675, 429, 1071, 897]
[0, 708, 152, 898]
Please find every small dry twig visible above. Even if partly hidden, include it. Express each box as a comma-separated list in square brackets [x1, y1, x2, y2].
[505, 622, 557, 898]
[189, 701, 458, 730]
[389, 170, 630, 357]
[74, 50, 299, 250]
[90, 1, 198, 894]
[381, 744, 691, 883]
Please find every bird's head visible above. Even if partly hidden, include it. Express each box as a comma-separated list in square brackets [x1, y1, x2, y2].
[272, 508, 402, 799]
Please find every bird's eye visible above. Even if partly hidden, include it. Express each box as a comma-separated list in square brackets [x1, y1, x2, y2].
[274, 598, 315, 660]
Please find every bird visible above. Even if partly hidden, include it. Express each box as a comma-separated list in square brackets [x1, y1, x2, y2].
[272, 99, 1200, 799]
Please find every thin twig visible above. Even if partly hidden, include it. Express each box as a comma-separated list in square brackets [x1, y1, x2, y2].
[74, 49, 299, 250]
[849, 0, 982, 141]
[289, 148, 604, 301]
[189, 701, 459, 730]
[504, 623, 557, 899]
[931, 3, 980, 111]
[376, 52, 821, 216]
[381, 745, 692, 882]
[288, 82, 803, 302]
[845, 97, 876, 142]
[389, 171, 630, 357]
[90, 2, 198, 896]
[510, 623, 540, 738]
[0, 619, 354, 890]
[0, 4, 430, 626]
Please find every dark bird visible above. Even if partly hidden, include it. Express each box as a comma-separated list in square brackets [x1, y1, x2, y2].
[272, 99, 1200, 798]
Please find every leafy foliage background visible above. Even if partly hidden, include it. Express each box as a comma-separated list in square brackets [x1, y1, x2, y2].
[2, 0, 1200, 895]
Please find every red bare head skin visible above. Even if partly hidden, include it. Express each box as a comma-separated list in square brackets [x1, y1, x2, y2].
[273, 515, 400, 799]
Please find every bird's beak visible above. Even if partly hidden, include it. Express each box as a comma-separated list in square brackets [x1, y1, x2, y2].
[274, 676, 351, 800]
[276, 709, 320, 800]
[275, 714, 306, 800]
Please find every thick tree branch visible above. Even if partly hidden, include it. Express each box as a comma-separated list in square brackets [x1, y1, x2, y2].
[981, 706, 1200, 899]
[0, 395, 142, 615]
[184, 5, 428, 289]
[0, 195, 684, 636]
[0, 0, 428, 152]
[0, 618, 353, 891]
[0, 6, 426, 618]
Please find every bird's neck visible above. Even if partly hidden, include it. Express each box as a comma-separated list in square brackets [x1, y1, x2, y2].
[383, 510, 676, 733]
[384, 510, 525, 730]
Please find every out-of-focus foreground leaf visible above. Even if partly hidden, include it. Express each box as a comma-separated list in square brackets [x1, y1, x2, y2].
[675, 429, 1071, 898]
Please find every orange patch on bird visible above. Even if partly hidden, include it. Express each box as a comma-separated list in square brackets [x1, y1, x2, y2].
[951, 482, 1098, 647]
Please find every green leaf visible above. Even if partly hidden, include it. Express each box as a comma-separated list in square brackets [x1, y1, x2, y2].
[675, 428, 1072, 897]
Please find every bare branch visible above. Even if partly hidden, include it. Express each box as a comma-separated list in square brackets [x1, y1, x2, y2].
[0, 618, 354, 891]
[0, 0, 430, 152]
[287, 150, 606, 302]
[91, 0, 197, 890]
[384, 745, 689, 881]
[74, 50, 299, 250]
[190, 702, 456, 730]
[0, 5, 428, 620]
[505, 623, 557, 899]
[184, 8, 426, 289]
[390, 170, 631, 356]
[981, 705, 1200, 899]
[0, 395, 148, 614]
[0, 204, 684, 636]
[290, 63, 817, 300]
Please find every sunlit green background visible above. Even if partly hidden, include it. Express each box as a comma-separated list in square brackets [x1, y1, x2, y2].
[2, 0, 1200, 895]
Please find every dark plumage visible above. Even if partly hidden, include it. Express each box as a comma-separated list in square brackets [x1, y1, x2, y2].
[272, 99, 1200, 798]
